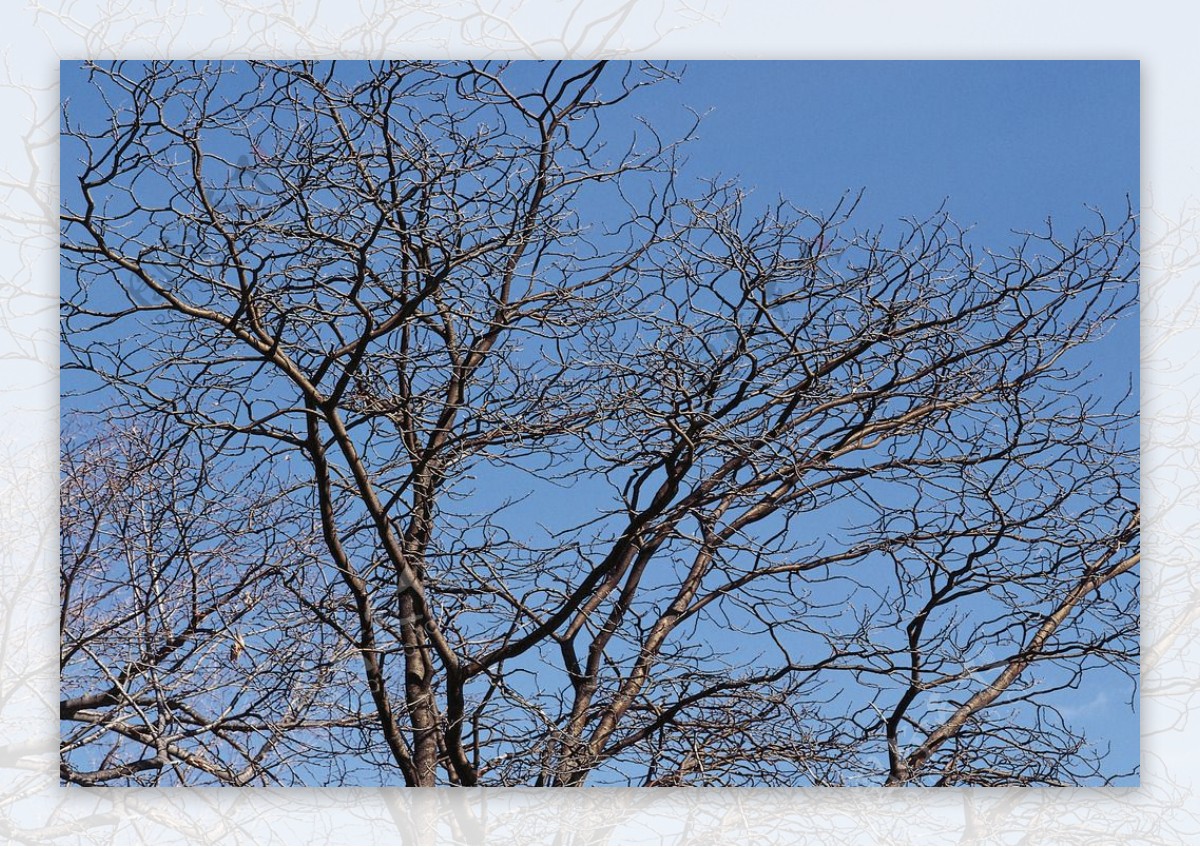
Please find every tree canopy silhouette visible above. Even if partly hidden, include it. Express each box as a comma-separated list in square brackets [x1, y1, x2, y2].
[60, 60, 1139, 787]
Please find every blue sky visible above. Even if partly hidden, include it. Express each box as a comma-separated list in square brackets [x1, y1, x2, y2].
[668, 61, 1138, 236]
[632, 60, 1140, 390]
[662, 60, 1142, 780]
[61, 59, 1140, 392]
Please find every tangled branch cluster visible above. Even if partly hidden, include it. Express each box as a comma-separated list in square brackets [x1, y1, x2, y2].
[60, 60, 1138, 787]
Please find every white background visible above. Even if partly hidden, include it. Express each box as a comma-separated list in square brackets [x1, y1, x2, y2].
[3, 2, 1197, 843]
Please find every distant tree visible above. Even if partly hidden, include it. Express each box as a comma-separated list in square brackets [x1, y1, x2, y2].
[60, 60, 1139, 787]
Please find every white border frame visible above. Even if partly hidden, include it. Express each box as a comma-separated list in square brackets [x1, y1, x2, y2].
[4, 2, 1195, 843]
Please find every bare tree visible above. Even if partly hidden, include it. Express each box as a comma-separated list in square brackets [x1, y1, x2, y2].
[59, 417, 383, 785]
[60, 60, 1139, 787]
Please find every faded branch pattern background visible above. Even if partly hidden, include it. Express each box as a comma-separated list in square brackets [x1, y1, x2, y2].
[0, 0, 1196, 842]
